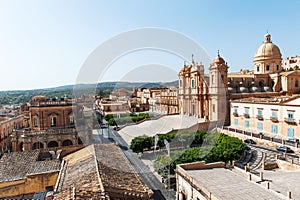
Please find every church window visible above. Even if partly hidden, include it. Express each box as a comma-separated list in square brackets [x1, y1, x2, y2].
[277, 65, 279, 71]
[257, 66, 260, 72]
[191, 79, 194, 88]
[213, 104, 215, 112]
[34, 118, 38, 127]
[51, 117, 57, 127]
[266, 65, 270, 71]
[295, 79, 299, 87]
[211, 75, 214, 84]
[70, 116, 74, 125]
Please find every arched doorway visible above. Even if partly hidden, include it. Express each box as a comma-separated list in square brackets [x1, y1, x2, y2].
[62, 140, 73, 147]
[19, 142, 24, 151]
[33, 142, 44, 149]
[48, 141, 59, 148]
[259, 81, 264, 91]
[78, 137, 83, 145]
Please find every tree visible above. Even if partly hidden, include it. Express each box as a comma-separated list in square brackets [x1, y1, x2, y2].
[130, 135, 154, 153]
[153, 132, 246, 175]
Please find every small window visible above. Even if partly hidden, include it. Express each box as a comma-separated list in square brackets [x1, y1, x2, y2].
[288, 112, 294, 121]
[245, 120, 249, 128]
[211, 75, 214, 84]
[233, 107, 238, 114]
[266, 65, 270, 71]
[295, 79, 299, 87]
[245, 108, 249, 115]
[234, 119, 238, 126]
[288, 128, 294, 138]
[191, 79, 195, 88]
[258, 109, 263, 117]
[213, 104, 215, 112]
[257, 66, 260, 72]
[69, 116, 74, 125]
[257, 122, 263, 131]
[277, 65, 279, 71]
[271, 125, 278, 134]
[271, 111, 277, 120]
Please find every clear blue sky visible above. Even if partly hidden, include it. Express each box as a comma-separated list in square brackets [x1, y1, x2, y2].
[1, 0, 300, 90]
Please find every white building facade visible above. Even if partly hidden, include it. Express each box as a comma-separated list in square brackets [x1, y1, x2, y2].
[231, 95, 300, 139]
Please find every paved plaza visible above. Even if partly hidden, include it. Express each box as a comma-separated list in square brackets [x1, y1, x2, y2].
[118, 115, 204, 144]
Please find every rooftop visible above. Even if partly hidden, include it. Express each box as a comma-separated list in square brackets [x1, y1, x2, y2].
[187, 168, 284, 200]
[231, 96, 296, 104]
[0, 150, 60, 183]
[177, 162, 285, 200]
[54, 143, 153, 199]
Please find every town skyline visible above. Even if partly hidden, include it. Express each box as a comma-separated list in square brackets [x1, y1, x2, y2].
[1, 0, 300, 90]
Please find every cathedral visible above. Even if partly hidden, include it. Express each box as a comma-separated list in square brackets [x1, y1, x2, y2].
[178, 33, 300, 126]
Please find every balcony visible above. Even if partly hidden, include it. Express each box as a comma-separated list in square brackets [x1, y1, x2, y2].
[284, 118, 297, 124]
[233, 112, 239, 117]
[270, 116, 278, 122]
[243, 113, 250, 118]
[256, 115, 263, 120]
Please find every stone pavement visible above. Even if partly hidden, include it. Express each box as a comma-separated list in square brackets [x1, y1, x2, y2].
[261, 169, 300, 200]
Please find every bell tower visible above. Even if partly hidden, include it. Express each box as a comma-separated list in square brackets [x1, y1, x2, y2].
[209, 51, 229, 126]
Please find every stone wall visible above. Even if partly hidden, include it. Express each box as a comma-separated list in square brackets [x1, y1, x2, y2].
[0, 171, 58, 198]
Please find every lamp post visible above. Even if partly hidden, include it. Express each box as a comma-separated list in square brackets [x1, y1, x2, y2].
[107, 123, 110, 140]
[178, 137, 185, 150]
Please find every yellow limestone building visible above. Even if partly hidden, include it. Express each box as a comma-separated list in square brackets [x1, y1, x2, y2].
[178, 53, 228, 126]
[178, 33, 300, 128]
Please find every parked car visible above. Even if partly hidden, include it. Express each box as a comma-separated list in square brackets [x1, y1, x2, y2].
[100, 123, 108, 129]
[276, 146, 294, 153]
[245, 146, 251, 151]
[244, 139, 256, 144]
[118, 144, 129, 151]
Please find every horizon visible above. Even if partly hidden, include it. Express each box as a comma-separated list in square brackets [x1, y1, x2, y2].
[0, 79, 180, 92]
[1, 1, 300, 90]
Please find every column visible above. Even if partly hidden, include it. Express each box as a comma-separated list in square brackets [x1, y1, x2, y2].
[11, 135, 17, 152]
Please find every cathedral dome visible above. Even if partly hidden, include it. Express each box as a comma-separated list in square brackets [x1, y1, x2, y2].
[254, 34, 282, 62]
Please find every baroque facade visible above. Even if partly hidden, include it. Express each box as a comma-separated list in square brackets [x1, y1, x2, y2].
[177, 33, 300, 128]
[9, 96, 86, 152]
[178, 53, 228, 125]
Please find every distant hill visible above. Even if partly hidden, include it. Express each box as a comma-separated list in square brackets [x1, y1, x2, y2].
[0, 80, 178, 105]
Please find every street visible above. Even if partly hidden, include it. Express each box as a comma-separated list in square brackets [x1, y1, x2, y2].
[93, 126, 176, 200]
